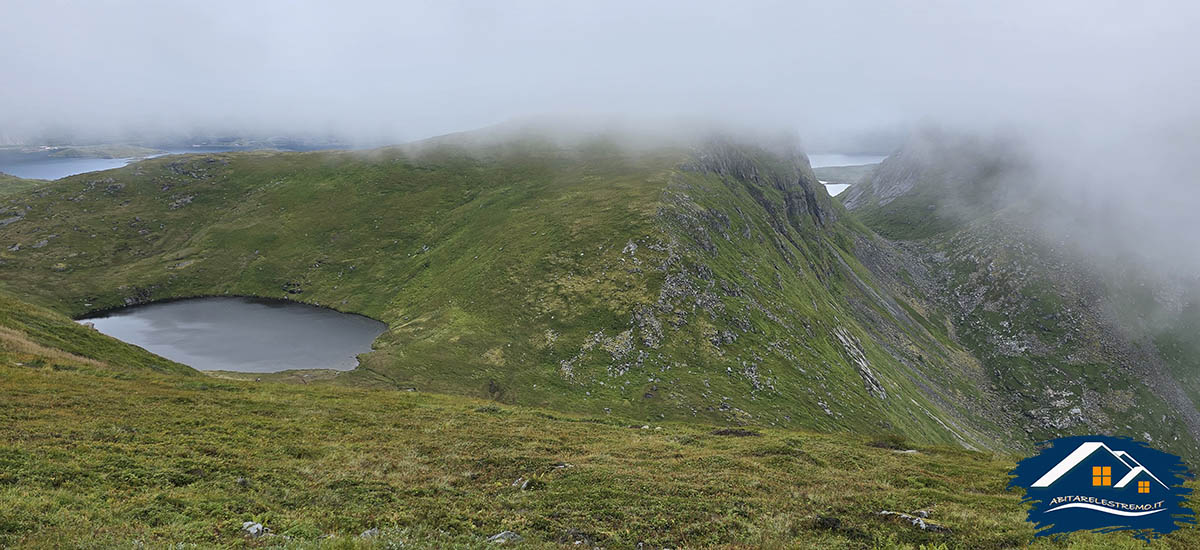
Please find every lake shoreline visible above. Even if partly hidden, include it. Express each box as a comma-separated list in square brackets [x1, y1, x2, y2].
[74, 292, 383, 323]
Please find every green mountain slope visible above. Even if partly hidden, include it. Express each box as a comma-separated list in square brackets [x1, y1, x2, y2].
[0, 133, 1013, 450]
[842, 131, 1200, 459]
[3, 302, 1197, 549]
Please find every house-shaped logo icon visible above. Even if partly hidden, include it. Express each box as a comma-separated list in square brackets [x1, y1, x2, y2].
[1031, 442, 1169, 497]
[1008, 435, 1194, 538]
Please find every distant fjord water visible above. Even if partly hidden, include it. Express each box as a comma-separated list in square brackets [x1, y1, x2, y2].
[0, 145, 340, 180]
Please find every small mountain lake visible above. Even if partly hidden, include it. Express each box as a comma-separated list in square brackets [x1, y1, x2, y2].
[80, 297, 387, 373]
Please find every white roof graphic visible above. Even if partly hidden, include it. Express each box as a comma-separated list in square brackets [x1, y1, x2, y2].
[1030, 442, 1169, 489]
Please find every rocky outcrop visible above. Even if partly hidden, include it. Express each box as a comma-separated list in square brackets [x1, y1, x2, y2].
[833, 326, 887, 399]
[687, 138, 836, 230]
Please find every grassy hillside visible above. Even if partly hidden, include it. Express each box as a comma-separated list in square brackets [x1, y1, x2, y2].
[0, 173, 44, 196]
[3, 317, 1199, 549]
[0, 135, 1015, 452]
[841, 132, 1200, 460]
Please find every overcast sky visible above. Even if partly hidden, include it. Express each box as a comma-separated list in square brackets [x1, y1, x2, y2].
[3, 1, 1199, 147]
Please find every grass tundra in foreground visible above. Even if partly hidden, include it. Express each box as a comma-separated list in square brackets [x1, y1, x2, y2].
[0, 294, 1197, 548]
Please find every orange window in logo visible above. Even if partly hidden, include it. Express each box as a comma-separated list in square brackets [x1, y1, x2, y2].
[1092, 466, 1112, 486]
[1139, 481, 1151, 493]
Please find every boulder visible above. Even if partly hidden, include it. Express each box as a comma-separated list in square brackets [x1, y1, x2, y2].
[242, 521, 266, 538]
[487, 530, 523, 544]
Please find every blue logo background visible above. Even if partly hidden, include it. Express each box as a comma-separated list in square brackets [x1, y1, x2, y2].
[1009, 435, 1194, 538]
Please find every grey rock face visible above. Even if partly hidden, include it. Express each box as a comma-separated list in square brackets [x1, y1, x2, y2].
[833, 326, 887, 399]
[878, 510, 949, 532]
[242, 521, 266, 538]
[487, 530, 523, 544]
[169, 194, 194, 209]
[359, 528, 380, 538]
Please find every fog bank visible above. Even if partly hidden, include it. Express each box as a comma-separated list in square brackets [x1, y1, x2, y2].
[2, 1, 1197, 149]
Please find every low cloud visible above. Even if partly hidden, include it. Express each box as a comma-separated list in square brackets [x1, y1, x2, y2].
[2, 1, 1196, 146]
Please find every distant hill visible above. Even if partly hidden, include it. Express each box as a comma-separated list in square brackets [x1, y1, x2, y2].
[46, 144, 164, 159]
[813, 163, 877, 185]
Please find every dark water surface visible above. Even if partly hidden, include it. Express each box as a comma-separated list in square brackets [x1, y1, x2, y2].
[81, 297, 387, 373]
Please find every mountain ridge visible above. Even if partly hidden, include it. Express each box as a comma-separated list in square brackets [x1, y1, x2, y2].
[0, 131, 1017, 451]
